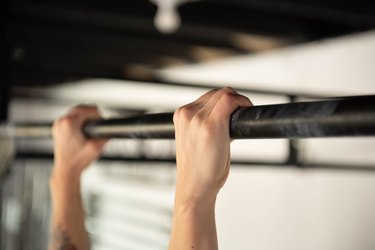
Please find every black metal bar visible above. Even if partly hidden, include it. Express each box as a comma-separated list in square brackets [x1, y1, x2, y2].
[230, 96, 375, 139]
[84, 112, 174, 139]
[2, 96, 375, 139]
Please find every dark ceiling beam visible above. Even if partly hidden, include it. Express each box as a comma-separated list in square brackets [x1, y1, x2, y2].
[9, 24, 238, 63]
[206, 0, 375, 26]
[9, 1, 259, 85]
[9, 2, 252, 51]
[180, 1, 374, 40]
[9, 34, 237, 84]
[9, 1, 305, 48]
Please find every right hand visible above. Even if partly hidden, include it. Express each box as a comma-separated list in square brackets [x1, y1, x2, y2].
[173, 87, 252, 205]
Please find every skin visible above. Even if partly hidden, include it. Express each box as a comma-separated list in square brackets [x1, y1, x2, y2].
[169, 87, 252, 250]
[49, 88, 252, 250]
[49, 106, 107, 250]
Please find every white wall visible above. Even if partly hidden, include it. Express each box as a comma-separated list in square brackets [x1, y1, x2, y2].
[218, 167, 375, 250]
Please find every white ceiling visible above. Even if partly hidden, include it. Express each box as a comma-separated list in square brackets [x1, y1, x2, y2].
[157, 30, 375, 97]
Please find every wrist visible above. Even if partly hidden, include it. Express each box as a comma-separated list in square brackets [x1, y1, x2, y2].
[49, 178, 82, 216]
[50, 166, 82, 198]
[175, 180, 219, 206]
[51, 162, 82, 181]
[174, 188, 217, 213]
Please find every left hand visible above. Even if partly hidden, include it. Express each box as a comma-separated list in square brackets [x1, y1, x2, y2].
[51, 105, 108, 180]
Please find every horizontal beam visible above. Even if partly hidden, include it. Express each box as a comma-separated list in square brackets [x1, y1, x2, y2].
[2, 96, 375, 139]
[14, 152, 375, 172]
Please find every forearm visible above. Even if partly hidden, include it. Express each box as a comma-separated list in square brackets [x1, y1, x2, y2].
[49, 169, 90, 250]
[48, 105, 107, 250]
[169, 194, 218, 250]
[170, 88, 250, 249]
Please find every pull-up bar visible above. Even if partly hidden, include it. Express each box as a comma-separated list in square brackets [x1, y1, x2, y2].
[2, 96, 375, 139]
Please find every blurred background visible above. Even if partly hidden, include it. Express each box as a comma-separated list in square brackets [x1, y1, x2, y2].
[1, 0, 375, 249]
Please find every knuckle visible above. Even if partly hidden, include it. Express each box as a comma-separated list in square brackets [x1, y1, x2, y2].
[222, 86, 236, 94]
[178, 106, 193, 121]
[70, 105, 98, 116]
[69, 106, 81, 113]
[76, 104, 97, 110]
[173, 108, 181, 124]
[59, 116, 72, 125]
[52, 117, 71, 136]
[191, 112, 204, 126]
[221, 92, 235, 104]
[52, 120, 59, 134]
[202, 119, 213, 131]
[57, 116, 74, 129]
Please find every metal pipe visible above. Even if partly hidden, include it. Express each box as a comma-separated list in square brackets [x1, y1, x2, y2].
[2, 96, 375, 139]
[231, 96, 375, 139]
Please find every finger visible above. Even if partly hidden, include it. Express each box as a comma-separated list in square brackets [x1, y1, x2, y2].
[176, 89, 218, 115]
[179, 89, 218, 111]
[68, 105, 103, 125]
[174, 88, 223, 125]
[193, 88, 218, 105]
[68, 105, 101, 118]
[53, 106, 102, 141]
[52, 115, 79, 131]
[68, 104, 96, 113]
[211, 93, 252, 122]
[198, 87, 238, 117]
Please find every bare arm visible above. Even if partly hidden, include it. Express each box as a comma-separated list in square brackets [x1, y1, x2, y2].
[169, 88, 252, 250]
[49, 106, 107, 250]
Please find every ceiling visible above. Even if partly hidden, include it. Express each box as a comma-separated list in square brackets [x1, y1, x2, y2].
[1, 0, 374, 120]
[4, 0, 375, 84]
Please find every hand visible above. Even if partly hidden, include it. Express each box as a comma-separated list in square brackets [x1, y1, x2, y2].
[173, 87, 252, 205]
[49, 105, 105, 250]
[51, 105, 108, 181]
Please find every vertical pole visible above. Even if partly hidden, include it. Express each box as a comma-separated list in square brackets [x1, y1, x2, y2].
[0, 0, 10, 248]
[286, 95, 300, 166]
[0, 0, 10, 124]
